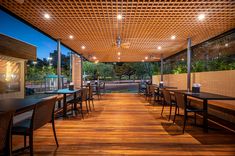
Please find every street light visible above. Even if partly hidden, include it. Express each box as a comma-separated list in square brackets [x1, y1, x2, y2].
[47, 57, 53, 66]
[32, 61, 37, 65]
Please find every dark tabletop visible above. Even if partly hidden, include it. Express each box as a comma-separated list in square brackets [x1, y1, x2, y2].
[45, 88, 80, 94]
[0, 98, 42, 114]
[170, 90, 235, 100]
[184, 92, 235, 100]
[155, 86, 178, 89]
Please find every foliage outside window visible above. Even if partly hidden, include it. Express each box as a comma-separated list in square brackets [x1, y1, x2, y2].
[163, 30, 235, 74]
[83, 61, 160, 81]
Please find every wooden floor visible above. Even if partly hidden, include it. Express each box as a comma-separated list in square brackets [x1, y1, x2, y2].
[13, 93, 235, 155]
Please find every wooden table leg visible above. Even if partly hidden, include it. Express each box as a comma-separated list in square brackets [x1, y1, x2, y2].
[63, 94, 67, 117]
[73, 92, 77, 110]
[203, 99, 208, 132]
[157, 89, 160, 101]
[58, 100, 61, 108]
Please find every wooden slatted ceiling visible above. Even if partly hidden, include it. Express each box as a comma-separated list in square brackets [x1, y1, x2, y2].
[1, 0, 234, 62]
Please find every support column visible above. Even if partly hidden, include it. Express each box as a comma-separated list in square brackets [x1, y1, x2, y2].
[57, 39, 61, 89]
[160, 54, 164, 82]
[80, 56, 83, 87]
[69, 52, 73, 81]
[187, 37, 192, 92]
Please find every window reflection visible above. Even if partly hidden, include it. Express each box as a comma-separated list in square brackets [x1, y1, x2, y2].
[0, 55, 21, 93]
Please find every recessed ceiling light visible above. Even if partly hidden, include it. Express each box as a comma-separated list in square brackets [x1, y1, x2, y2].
[118, 57, 120, 60]
[225, 43, 228, 47]
[81, 46, 85, 49]
[157, 46, 162, 50]
[171, 35, 176, 40]
[145, 56, 148, 60]
[141, 60, 145, 62]
[198, 14, 205, 21]
[93, 56, 97, 60]
[44, 13, 50, 19]
[69, 35, 74, 39]
[117, 14, 122, 20]
[117, 52, 121, 56]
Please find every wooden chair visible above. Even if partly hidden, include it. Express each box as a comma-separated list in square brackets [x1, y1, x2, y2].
[161, 89, 176, 120]
[154, 87, 164, 103]
[93, 84, 101, 100]
[173, 92, 204, 133]
[88, 85, 95, 111]
[146, 85, 156, 103]
[99, 82, 106, 94]
[68, 88, 90, 119]
[0, 111, 14, 156]
[12, 96, 58, 156]
[145, 84, 150, 100]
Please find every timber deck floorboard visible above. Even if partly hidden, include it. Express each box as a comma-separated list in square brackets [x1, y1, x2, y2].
[12, 93, 235, 155]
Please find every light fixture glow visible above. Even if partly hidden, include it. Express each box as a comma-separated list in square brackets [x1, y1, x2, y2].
[225, 43, 228, 47]
[157, 46, 162, 50]
[93, 56, 97, 60]
[118, 57, 120, 60]
[145, 56, 148, 60]
[117, 52, 121, 56]
[81, 46, 85, 49]
[95, 60, 99, 64]
[171, 35, 176, 40]
[44, 13, 50, 19]
[141, 60, 145, 62]
[117, 14, 122, 20]
[198, 14, 205, 21]
[69, 35, 74, 39]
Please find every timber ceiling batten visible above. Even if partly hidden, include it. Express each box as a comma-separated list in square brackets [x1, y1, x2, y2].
[1, 0, 234, 62]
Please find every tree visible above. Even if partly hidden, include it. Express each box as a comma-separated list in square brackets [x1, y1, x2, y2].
[122, 63, 136, 79]
[97, 63, 114, 80]
[114, 64, 125, 80]
[83, 61, 96, 80]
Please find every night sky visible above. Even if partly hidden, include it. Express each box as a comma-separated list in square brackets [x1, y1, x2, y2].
[0, 10, 70, 59]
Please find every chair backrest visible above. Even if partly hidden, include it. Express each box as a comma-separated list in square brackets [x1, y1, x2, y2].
[95, 85, 100, 94]
[99, 82, 105, 89]
[0, 111, 13, 155]
[174, 92, 186, 109]
[81, 88, 88, 101]
[149, 85, 156, 94]
[88, 86, 93, 98]
[162, 89, 171, 104]
[31, 96, 57, 131]
[146, 85, 150, 94]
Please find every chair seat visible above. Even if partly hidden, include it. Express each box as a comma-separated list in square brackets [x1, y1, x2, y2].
[12, 118, 31, 135]
[67, 97, 82, 104]
[88, 97, 94, 100]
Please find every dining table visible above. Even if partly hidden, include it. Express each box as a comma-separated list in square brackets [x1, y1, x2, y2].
[171, 90, 235, 132]
[45, 88, 80, 117]
[0, 98, 42, 115]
